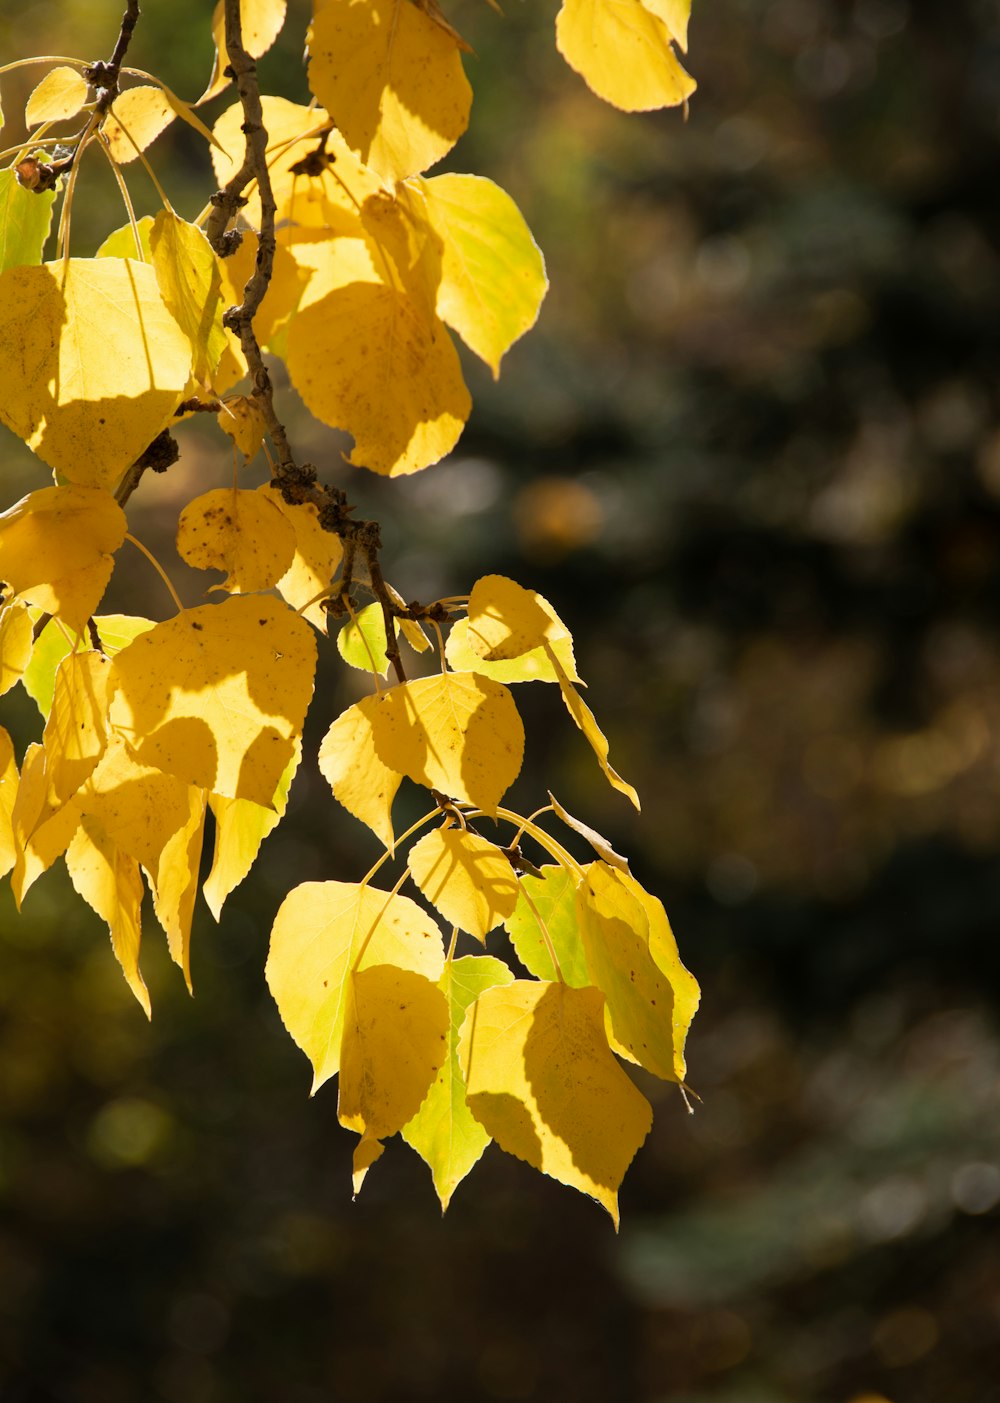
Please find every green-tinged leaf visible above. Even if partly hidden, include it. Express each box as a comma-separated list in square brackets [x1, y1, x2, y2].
[23, 613, 155, 721]
[403, 954, 515, 1210]
[96, 216, 154, 262]
[503, 864, 590, 985]
[150, 211, 228, 384]
[0, 169, 56, 274]
[338, 602, 392, 677]
[203, 753, 296, 921]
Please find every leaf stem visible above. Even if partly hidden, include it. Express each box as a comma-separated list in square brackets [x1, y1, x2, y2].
[360, 807, 439, 888]
[95, 131, 145, 257]
[124, 532, 183, 613]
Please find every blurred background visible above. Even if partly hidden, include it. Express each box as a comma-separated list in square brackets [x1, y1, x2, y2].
[1, 0, 999, 1398]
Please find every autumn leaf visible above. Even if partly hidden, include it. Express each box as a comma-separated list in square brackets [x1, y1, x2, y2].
[403, 954, 514, 1209]
[318, 693, 403, 850]
[0, 259, 192, 489]
[109, 595, 316, 805]
[42, 650, 113, 804]
[0, 169, 56, 275]
[25, 66, 89, 126]
[337, 601, 393, 677]
[408, 825, 519, 941]
[148, 787, 207, 991]
[102, 86, 175, 163]
[502, 864, 590, 986]
[203, 754, 296, 920]
[66, 817, 148, 1014]
[200, 0, 289, 104]
[0, 726, 18, 879]
[444, 616, 581, 685]
[556, 0, 696, 112]
[307, 0, 472, 182]
[22, 613, 154, 721]
[0, 602, 33, 697]
[466, 573, 564, 662]
[149, 211, 228, 385]
[266, 880, 445, 1092]
[267, 490, 343, 632]
[547, 647, 641, 810]
[177, 488, 296, 594]
[460, 980, 652, 1226]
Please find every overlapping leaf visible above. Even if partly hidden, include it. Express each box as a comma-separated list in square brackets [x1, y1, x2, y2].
[177, 488, 296, 594]
[0, 170, 56, 275]
[556, 0, 696, 112]
[409, 825, 519, 941]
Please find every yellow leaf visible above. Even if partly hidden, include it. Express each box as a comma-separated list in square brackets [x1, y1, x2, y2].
[203, 754, 296, 920]
[408, 826, 519, 941]
[369, 672, 524, 814]
[268, 490, 343, 632]
[0, 259, 192, 489]
[23, 612, 154, 721]
[460, 980, 652, 1226]
[78, 737, 200, 877]
[109, 595, 316, 805]
[201, 0, 289, 104]
[641, 0, 691, 49]
[217, 231, 314, 348]
[502, 865, 590, 986]
[337, 602, 392, 677]
[0, 486, 127, 634]
[9, 743, 82, 904]
[25, 66, 89, 127]
[445, 616, 581, 685]
[149, 787, 207, 991]
[556, 0, 696, 112]
[286, 278, 470, 476]
[217, 396, 268, 461]
[66, 817, 149, 1015]
[408, 174, 547, 376]
[149, 211, 228, 385]
[0, 601, 33, 696]
[338, 964, 449, 1190]
[318, 693, 402, 850]
[266, 880, 445, 1092]
[547, 647, 640, 811]
[176, 488, 296, 594]
[0, 726, 18, 880]
[96, 215, 154, 262]
[42, 650, 113, 803]
[466, 573, 565, 662]
[577, 862, 699, 1082]
[402, 954, 514, 1209]
[307, 0, 472, 181]
[548, 791, 630, 872]
[102, 86, 175, 163]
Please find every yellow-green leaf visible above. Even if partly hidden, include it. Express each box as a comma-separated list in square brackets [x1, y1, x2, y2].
[318, 693, 402, 850]
[409, 174, 547, 376]
[25, 66, 89, 127]
[109, 595, 316, 805]
[548, 648, 640, 810]
[307, 0, 472, 182]
[0, 169, 56, 274]
[577, 862, 699, 1082]
[66, 817, 149, 1015]
[556, 0, 696, 112]
[203, 753, 296, 920]
[96, 215, 154, 262]
[0, 486, 127, 635]
[201, 0, 289, 104]
[23, 612, 154, 720]
[444, 616, 581, 685]
[502, 864, 590, 986]
[0, 259, 192, 488]
[408, 825, 519, 941]
[286, 279, 470, 477]
[266, 880, 445, 1092]
[460, 980, 652, 1226]
[338, 602, 392, 677]
[149, 211, 228, 384]
[42, 650, 113, 803]
[338, 963, 449, 1193]
[0, 601, 33, 696]
[369, 672, 524, 814]
[177, 488, 296, 594]
[0, 726, 19, 880]
[102, 85, 175, 163]
[402, 954, 514, 1210]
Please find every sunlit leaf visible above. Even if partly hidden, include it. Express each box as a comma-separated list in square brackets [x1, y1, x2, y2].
[42, 650, 113, 803]
[10, 743, 81, 904]
[403, 954, 514, 1209]
[217, 396, 268, 461]
[268, 489, 343, 632]
[177, 488, 296, 594]
[444, 616, 581, 685]
[266, 880, 445, 1092]
[0, 485, 127, 634]
[0, 601, 33, 697]
[96, 215, 154, 262]
[203, 753, 296, 920]
[102, 85, 175, 162]
[25, 66, 89, 126]
[337, 602, 392, 677]
[460, 980, 652, 1226]
[466, 573, 565, 662]
[66, 817, 149, 1015]
[548, 648, 640, 810]
[641, 0, 691, 48]
[149, 211, 228, 384]
[0, 169, 56, 274]
[77, 737, 199, 878]
[0, 258, 192, 488]
[23, 613, 154, 721]
[556, 0, 696, 112]
[307, 0, 472, 181]
[201, 0, 289, 104]
[408, 825, 519, 941]
[318, 693, 402, 851]
[109, 595, 316, 805]
[502, 864, 590, 986]
[548, 792, 630, 871]
[0, 726, 18, 879]
[149, 787, 207, 991]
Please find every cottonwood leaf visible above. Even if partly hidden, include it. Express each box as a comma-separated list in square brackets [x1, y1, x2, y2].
[66, 818, 148, 1015]
[403, 954, 514, 1210]
[0, 169, 56, 274]
[286, 279, 470, 477]
[338, 964, 449, 1194]
[10, 743, 82, 904]
[577, 862, 699, 1082]
[76, 737, 199, 878]
[42, 650, 113, 803]
[319, 693, 402, 850]
[203, 754, 296, 921]
[337, 602, 392, 677]
[0, 726, 18, 879]
[25, 66, 89, 126]
[408, 826, 519, 941]
[408, 174, 547, 376]
[266, 880, 445, 1092]
[109, 595, 316, 806]
[548, 647, 641, 810]
[0, 601, 33, 697]
[102, 86, 175, 163]
[445, 616, 581, 685]
[23, 613, 154, 721]
[308, 0, 472, 182]
[556, 0, 696, 112]
[218, 231, 313, 349]
[641, 0, 691, 48]
[548, 792, 630, 872]
[502, 864, 590, 986]
[466, 573, 566, 662]
[0, 485, 126, 634]
[267, 490, 343, 632]
[460, 980, 652, 1226]
[96, 215, 154, 262]
[201, 0, 289, 104]
[150, 211, 228, 385]
[149, 787, 207, 991]
[369, 672, 524, 815]
[177, 488, 296, 594]
[0, 259, 192, 488]
[217, 397, 267, 461]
